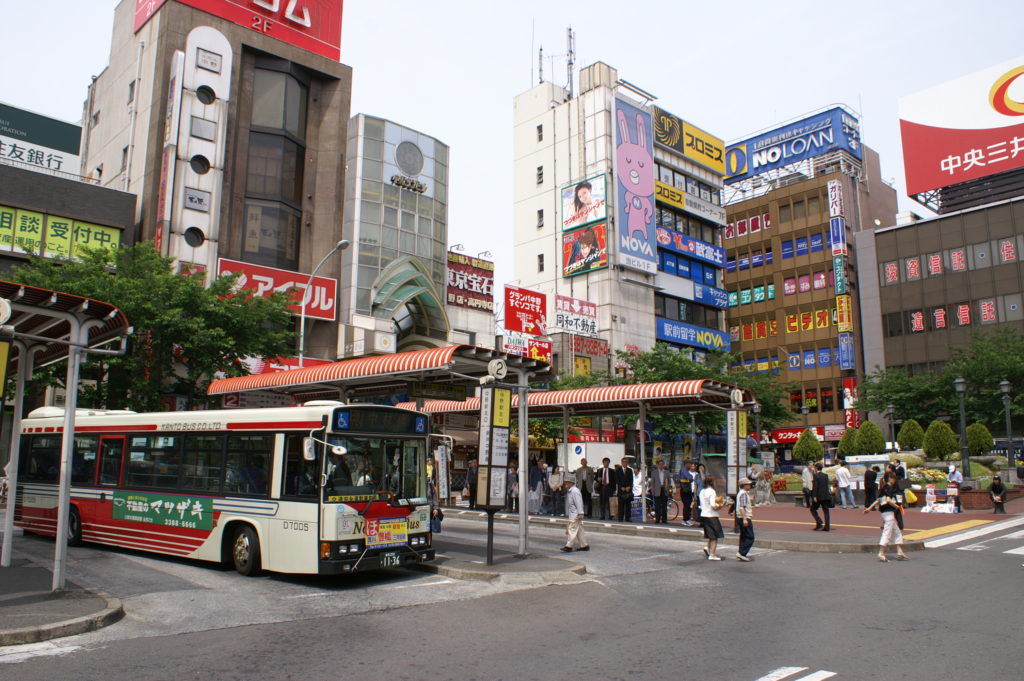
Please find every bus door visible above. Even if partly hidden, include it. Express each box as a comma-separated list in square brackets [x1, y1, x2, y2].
[96, 435, 126, 513]
[268, 433, 321, 573]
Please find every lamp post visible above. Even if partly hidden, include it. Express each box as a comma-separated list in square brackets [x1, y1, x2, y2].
[801, 404, 809, 429]
[886, 404, 895, 452]
[752, 403, 761, 451]
[1000, 379, 1013, 467]
[954, 377, 970, 476]
[298, 239, 350, 368]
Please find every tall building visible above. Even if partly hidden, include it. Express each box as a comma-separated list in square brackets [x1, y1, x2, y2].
[512, 62, 729, 377]
[722, 108, 897, 456]
[81, 0, 352, 363]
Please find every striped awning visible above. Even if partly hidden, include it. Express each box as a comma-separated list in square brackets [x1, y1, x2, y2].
[396, 379, 754, 418]
[207, 344, 549, 398]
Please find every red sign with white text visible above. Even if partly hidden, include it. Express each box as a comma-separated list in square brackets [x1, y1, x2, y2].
[217, 258, 338, 320]
[135, 0, 344, 61]
[504, 285, 547, 336]
[770, 427, 823, 444]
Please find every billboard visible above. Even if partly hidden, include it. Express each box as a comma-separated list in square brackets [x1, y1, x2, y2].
[504, 285, 547, 336]
[562, 222, 609, 277]
[614, 98, 658, 273]
[561, 174, 607, 230]
[655, 318, 730, 352]
[724, 107, 862, 184]
[652, 107, 725, 174]
[0, 102, 81, 176]
[900, 56, 1024, 195]
[217, 257, 337, 320]
[554, 294, 598, 335]
[447, 251, 494, 311]
[654, 181, 726, 225]
[134, 0, 344, 61]
[836, 294, 854, 333]
[655, 226, 726, 267]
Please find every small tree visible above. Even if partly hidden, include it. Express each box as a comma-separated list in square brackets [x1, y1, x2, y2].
[792, 428, 823, 463]
[922, 420, 959, 461]
[897, 419, 925, 451]
[966, 423, 994, 457]
[855, 421, 886, 455]
[837, 427, 858, 459]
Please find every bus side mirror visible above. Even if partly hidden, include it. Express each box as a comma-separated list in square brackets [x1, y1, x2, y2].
[303, 438, 316, 461]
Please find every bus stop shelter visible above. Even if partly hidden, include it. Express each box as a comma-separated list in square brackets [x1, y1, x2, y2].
[0, 281, 131, 590]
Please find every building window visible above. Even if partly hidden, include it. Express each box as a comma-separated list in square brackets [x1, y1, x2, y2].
[90, 111, 100, 128]
[536, 166, 544, 185]
[120, 146, 129, 172]
[536, 124, 543, 141]
[127, 80, 136, 105]
[537, 253, 544, 272]
[537, 208, 544, 228]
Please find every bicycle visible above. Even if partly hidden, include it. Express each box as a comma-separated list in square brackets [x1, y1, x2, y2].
[644, 492, 681, 522]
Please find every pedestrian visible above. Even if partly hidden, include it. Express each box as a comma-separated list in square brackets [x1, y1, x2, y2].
[947, 464, 963, 513]
[560, 473, 589, 552]
[615, 457, 635, 522]
[801, 462, 815, 509]
[990, 475, 1008, 514]
[692, 463, 706, 524]
[649, 458, 674, 523]
[466, 459, 479, 510]
[864, 465, 879, 509]
[864, 470, 909, 561]
[835, 460, 855, 509]
[575, 458, 595, 518]
[809, 462, 832, 531]
[506, 462, 519, 512]
[698, 475, 725, 560]
[549, 465, 565, 516]
[735, 476, 755, 561]
[678, 460, 696, 526]
[596, 457, 614, 520]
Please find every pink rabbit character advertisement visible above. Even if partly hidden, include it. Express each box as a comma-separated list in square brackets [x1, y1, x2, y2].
[614, 98, 658, 273]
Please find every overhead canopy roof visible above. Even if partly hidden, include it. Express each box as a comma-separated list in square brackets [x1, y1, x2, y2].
[207, 344, 550, 399]
[396, 379, 755, 418]
[0, 280, 131, 368]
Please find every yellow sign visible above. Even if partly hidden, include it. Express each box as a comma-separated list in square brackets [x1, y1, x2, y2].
[574, 356, 592, 376]
[0, 341, 10, 395]
[71, 221, 120, 259]
[44, 216, 74, 258]
[0, 205, 15, 250]
[492, 387, 511, 428]
[739, 411, 748, 438]
[655, 181, 686, 211]
[652, 107, 726, 174]
[14, 208, 44, 254]
[836, 294, 854, 333]
[0, 204, 121, 260]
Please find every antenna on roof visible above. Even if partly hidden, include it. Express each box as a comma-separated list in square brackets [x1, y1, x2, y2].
[566, 27, 575, 99]
[538, 44, 544, 84]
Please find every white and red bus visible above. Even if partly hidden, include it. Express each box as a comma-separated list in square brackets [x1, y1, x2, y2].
[14, 402, 436, 575]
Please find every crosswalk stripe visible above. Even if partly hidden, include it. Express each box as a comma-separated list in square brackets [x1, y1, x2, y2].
[794, 672, 837, 681]
[1003, 546, 1024, 555]
[754, 668, 808, 681]
[923, 515, 1024, 548]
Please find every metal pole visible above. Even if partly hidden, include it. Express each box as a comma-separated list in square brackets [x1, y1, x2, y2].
[516, 370, 529, 556]
[298, 239, 348, 368]
[1, 342, 33, 568]
[690, 413, 696, 460]
[957, 384, 970, 477]
[1001, 383, 1013, 467]
[638, 403, 647, 523]
[486, 510, 496, 565]
[53, 345, 83, 591]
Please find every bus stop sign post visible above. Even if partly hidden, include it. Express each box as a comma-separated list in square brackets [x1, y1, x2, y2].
[476, 385, 512, 565]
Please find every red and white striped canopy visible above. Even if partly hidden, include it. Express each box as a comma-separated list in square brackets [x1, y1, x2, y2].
[207, 344, 548, 397]
[396, 379, 753, 418]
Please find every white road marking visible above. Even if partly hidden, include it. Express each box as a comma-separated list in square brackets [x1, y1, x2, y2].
[753, 667, 808, 681]
[389, 579, 455, 589]
[794, 672, 837, 681]
[924, 515, 1024, 548]
[1003, 546, 1024, 555]
[0, 641, 82, 665]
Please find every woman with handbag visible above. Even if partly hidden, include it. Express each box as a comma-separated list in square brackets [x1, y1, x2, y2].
[864, 470, 909, 562]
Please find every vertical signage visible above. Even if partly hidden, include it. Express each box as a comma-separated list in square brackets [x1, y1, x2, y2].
[614, 98, 658, 273]
[833, 255, 847, 294]
[836, 294, 854, 333]
[838, 332, 855, 370]
[476, 386, 512, 508]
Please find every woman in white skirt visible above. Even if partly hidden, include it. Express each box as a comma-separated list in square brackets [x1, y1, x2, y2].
[864, 470, 909, 562]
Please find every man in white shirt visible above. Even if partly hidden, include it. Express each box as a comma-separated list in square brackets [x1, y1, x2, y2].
[835, 460, 855, 509]
[561, 473, 589, 552]
[801, 463, 815, 508]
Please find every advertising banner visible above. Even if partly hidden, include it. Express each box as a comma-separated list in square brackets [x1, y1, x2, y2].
[899, 56, 1024, 195]
[830, 217, 848, 256]
[571, 335, 609, 356]
[654, 181, 727, 225]
[836, 294, 854, 333]
[0, 102, 81, 176]
[828, 179, 845, 217]
[838, 332, 856, 370]
[527, 338, 553, 363]
[655, 318, 730, 352]
[562, 222, 609, 277]
[771, 427, 823, 444]
[615, 98, 658, 273]
[693, 282, 729, 309]
[561, 174, 608, 230]
[134, 0, 345, 62]
[725, 107, 862, 184]
[447, 251, 494, 311]
[554, 294, 598, 335]
[217, 258, 337, 320]
[655, 226, 726, 268]
[652, 106, 726, 174]
[113, 491, 213, 530]
[833, 255, 847, 294]
[504, 285, 547, 336]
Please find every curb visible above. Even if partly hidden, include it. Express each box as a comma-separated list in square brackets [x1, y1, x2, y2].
[411, 556, 587, 583]
[0, 590, 124, 647]
[444, 509, 927, 554]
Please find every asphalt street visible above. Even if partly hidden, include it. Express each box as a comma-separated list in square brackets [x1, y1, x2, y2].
[2, 517, 1022, 681]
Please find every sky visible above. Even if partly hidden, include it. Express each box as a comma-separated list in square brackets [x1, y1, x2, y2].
[2, 0, 1021, 291]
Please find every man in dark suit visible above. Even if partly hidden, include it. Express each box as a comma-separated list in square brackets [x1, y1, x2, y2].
[615, 457, 635, 522]
[809, 462, 832, 531]
[595, 457, 614, 520]
[574, 458, 595, 518]
[649, 458, 674, 523]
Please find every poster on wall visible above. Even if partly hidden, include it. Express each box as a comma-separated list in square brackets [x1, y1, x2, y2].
[504, 285, 547, 336]
[447, 252, 494, 311]
[562, 223, 609, 277]
[561, 174, 607, 230]
[614, 98, 658, 273]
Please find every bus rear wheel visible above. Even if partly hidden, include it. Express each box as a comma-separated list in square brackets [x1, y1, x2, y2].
[68, 507, 83, 546]
[231, 525, 262, 576]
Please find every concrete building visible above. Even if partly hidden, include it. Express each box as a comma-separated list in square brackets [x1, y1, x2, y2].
[512, 62, 729, 377]
[722, 107, 896, 454]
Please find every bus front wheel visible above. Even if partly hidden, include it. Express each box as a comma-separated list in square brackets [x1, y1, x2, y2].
[68, 507, 83, 546]
[231, 525, 262, 576]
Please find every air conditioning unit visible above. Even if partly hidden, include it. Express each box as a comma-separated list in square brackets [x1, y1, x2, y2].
[338, 325, 396, 359]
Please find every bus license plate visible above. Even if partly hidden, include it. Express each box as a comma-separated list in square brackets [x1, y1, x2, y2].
[380, 551, 400, 567]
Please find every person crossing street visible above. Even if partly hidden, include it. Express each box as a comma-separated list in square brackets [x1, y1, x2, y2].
[560, 474, 589, 552]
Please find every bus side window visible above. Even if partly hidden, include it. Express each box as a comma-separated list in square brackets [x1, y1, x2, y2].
[225, 435, 271, 496]
[283, 435, 316, 498]
[72, 436, 99, 485]
[99, 437, 125, 486]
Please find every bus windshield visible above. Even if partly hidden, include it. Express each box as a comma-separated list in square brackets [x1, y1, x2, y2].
[322, 436, 426, 504]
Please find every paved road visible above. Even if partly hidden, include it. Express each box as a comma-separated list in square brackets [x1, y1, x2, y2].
[2, 518, 1019, 680]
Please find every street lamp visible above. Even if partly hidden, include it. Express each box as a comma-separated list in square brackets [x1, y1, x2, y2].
[886, 404, 895, 452]
[801, 404, 809, 429]
[298, 239, 350, 367]
[752, 403, 761, 450]
[954, 377, 970, 476]
[1000, 379, 1013, 467]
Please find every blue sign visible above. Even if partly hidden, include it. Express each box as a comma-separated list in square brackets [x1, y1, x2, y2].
[655, 227, 726, 267]
[818, 347, 832, 367]
[335, 410, 350, 430]
[656, 318, 730, 351]
[803, 350, 816, 368]
[788, 352, 801, 370]
[724, 107, 862, 184]
[662, 253, 677, 276]
[615, 98, 658, 273]
[830, 216, 847, 254]
[703, 267, 716, 286]
[796, 236, 808, 256]
[677, 257, 691, 278]
[781, 240, 794, 259]
[766, 250, 774, 264]
[726, 258, 736, 272]
[415, 416, 428, 433]
[739, 256, 749, 270]
[810, 233, 824, 253]
[838, 332, 856, 370]
[693, 282, 730, 309]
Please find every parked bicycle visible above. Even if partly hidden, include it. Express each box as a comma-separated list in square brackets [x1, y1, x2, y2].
[644, 492, 681, 522]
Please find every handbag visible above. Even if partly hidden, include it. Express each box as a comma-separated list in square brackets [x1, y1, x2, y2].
[904, 489, 918, 504]
[430, 517, 442, 533]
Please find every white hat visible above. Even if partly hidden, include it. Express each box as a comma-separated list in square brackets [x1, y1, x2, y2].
[564, 472, 576, 483]
[738, 477, 753, 486]
[948, 464, 956, 473]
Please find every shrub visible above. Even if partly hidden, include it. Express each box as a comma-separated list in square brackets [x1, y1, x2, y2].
[967, 423, 994, 456]
[855, 421, 886, 455]
[889, 452, 924, 468]
[793, 428, 823, 462]
[922, 420, 959, 461]
[897, 419, 924, 451]
[837, 427, 858, 459]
